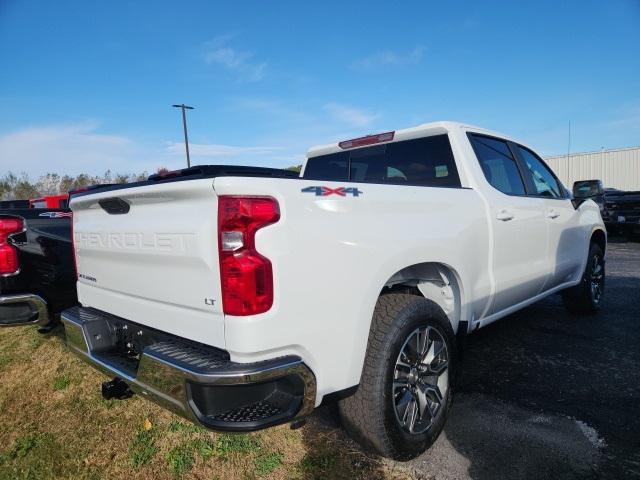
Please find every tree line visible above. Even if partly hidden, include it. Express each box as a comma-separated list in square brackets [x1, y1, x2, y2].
[1, 165, 303, 200]
[0, 171, 151, 200]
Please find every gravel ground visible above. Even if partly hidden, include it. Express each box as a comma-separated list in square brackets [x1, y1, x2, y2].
[396, 238, 640, 479]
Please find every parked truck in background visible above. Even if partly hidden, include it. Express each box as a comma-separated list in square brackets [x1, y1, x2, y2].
[603, 189, 640, 236]
[0, 196, 75, 329]
[62, 121, 606, 459]
[29, 194, 70, 209]
[0, 200, 30, 209]
[573, 180, 606, 214]
[0, 189, 116, 329]
[573, 179, 640, 236]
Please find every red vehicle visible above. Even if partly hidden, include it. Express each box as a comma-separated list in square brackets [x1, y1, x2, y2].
[28, 194, 69, 209]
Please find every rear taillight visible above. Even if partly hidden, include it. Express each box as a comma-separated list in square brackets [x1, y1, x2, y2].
[218, 196, 280, 316]
[0, 218, 23, 275]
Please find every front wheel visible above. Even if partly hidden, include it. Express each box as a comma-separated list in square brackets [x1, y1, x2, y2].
[562, 242, 605, 314]
[338, 294, 456, 460]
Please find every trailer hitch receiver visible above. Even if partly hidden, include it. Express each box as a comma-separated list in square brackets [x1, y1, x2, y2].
[101, 377, 133, 400]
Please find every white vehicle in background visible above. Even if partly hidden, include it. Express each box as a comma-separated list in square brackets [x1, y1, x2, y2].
[62, 121, 606, 459]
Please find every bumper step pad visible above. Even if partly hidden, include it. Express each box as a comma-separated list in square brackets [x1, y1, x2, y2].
[212, 401, 283, 423]
[145, 341, 229, 373]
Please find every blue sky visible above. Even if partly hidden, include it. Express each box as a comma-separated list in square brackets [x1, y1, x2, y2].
[1, 0, 639, 177]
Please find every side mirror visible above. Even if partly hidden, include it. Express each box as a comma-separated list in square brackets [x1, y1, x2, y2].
[572, 180, 604, 199]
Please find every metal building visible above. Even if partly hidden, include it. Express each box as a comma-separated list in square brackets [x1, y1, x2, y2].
[545, 146, 640, 191]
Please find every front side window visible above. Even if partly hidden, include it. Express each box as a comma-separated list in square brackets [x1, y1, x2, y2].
[469, 134, 526, 196]
[516, 146, 562, 198]
[303, 134, 461, 188]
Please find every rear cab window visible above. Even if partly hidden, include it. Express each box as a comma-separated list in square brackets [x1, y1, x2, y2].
[303, 134, 461, 188]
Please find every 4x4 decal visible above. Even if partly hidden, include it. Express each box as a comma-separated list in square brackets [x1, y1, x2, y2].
[301, 186, 363, 197]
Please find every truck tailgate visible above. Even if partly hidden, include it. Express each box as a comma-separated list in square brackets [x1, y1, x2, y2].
[71, 178, 225, 347]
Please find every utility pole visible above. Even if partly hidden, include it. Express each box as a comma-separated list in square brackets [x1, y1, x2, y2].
[172, 104, 194, 168]
[566, 119, 571, 180]
[567, 119, 571, 158]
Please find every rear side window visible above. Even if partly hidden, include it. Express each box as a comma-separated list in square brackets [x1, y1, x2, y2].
[469, 135, 526, 196]
[303, 134, 461, 188]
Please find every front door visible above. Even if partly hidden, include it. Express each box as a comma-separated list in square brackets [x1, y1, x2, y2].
[513, 144, 585, 289]
[490, 196, 550, 313]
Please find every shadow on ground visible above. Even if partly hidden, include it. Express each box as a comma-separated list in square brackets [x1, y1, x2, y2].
[298, 405, 406, 480]
[411, 240, 640, 479]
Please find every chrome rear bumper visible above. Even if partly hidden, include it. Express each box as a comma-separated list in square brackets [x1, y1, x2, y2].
[0, 293, 49, 327]
[61, 306, 316, 431]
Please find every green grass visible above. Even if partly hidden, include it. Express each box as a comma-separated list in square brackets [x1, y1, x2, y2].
[164, 437, 218, 476]
[157, 428, 267, 476]
[167, 419, 206, 434]
[98, 397, 118, 410]
[0, 326, 401, 480]
[299, 453, 337, 473]
[191, 438, 215, 460]
[165, 443, 195, 476]
[52, 375, 70, 391]
[215, 433, 261, 459]
[28, 334, 45, 350]
[0, 353, 12, 369]
[129, 429, 158, 468]
[0, 339, 19, 371]
[254, 452, 283, 476]
[0, 432, 94, 480]
[0, 434, 47, 461]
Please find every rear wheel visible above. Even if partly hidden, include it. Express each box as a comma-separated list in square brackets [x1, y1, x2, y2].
[338, 294, 455, 460]
[562, 242, 605, 314]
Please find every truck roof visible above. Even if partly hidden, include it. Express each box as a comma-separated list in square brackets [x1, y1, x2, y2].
[306, 120, 520, 158]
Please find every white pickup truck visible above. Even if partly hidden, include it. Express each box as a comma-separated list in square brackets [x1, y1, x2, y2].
[62, 121, 606, 460]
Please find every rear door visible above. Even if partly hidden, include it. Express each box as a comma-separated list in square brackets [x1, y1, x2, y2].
[71, 178, 225, 347]
[513, 144, 585, 289]
[468, 134, 549, 314]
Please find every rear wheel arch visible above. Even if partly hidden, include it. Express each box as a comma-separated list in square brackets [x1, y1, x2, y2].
[382, 262, 463, 334]
[330, 263, 463, 408]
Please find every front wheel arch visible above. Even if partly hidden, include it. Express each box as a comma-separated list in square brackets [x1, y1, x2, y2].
[591, 228, 606, 256]
[562, 241, 605, 314]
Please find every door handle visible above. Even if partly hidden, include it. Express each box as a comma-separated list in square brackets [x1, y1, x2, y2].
[496, 210, 514, 221]
[546, 210, 560, 219]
